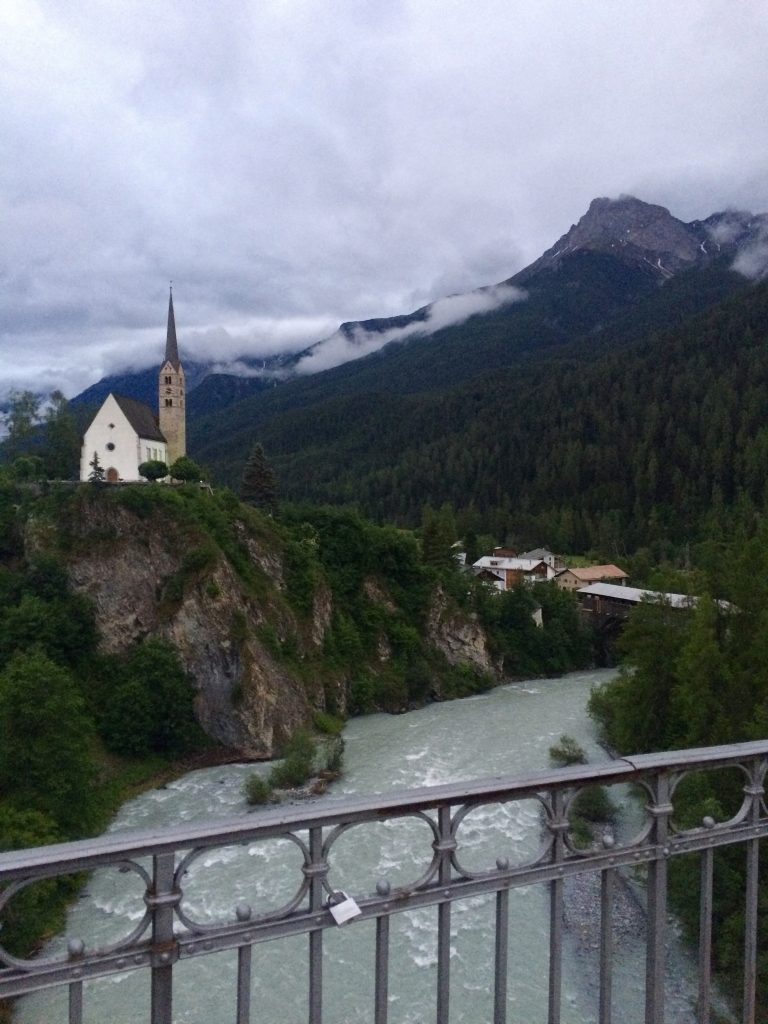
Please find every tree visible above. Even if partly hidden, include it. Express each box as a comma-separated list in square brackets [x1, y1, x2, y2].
[100, 640, 204, 757]
[138, 459, 169, 482]
[0, 651, 98, 836]
[1, 390, 40, 463]
[10, 455, 45, 482]
[88, 450, 106, 483]
[420, 503, 456, 569]
[42, 390, 80, 479]
[169, 455, 205, 482]
[240, 443, 277, 512]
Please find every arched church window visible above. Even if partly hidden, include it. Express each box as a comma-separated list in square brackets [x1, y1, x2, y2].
[165, 398, 172, 406]
[165, 376, 172, 384]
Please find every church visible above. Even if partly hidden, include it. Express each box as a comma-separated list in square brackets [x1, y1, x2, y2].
[80, 290, 186, 482]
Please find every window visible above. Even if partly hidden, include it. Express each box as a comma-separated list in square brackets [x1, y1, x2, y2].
[165, 375, 172, 384]
[165, 398, 172, 407]
[106, 442, 115, 452]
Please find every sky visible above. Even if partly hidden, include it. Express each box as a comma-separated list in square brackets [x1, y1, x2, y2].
[2, 0, 768, 397]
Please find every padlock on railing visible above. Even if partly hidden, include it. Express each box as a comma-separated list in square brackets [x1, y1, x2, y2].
[327, 890, 362, 926]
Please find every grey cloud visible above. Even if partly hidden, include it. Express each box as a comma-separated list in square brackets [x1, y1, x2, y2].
[732, 228, 768, 281]
[295, 285, 526, 375]
[2, 1, 768, 397]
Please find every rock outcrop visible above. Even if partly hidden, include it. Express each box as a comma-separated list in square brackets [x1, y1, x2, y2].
[427, 586, 499, 678]
[24, 491, 499, 756]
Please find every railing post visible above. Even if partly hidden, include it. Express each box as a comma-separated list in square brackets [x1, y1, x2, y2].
[308, 826, 324, 1024]
[149, 852, 178, 1024]
[548, 789, 566, 1024]
[435, 805, 454, 1024]
[645, 773, 671, 1024]
[742, 758, 764, 1024]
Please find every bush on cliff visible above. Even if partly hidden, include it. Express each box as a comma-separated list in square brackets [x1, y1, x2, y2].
[99, 640, 206, 758]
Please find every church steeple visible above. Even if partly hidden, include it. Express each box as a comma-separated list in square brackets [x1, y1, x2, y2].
[158, 286, 186, 465]
[165, 287, 180, 369]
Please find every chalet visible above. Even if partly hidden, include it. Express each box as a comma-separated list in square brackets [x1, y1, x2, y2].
[554, 564, 628, 591]
[472, 555, 556, 591]
[519, 548, 566, 570]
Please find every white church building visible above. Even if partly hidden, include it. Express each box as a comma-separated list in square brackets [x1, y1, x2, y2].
[80, 290, 186, 482]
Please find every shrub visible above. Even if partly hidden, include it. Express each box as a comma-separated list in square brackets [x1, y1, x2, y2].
[138, 460, 169, 482]
[245, 775, 273, 805]
[100, 640, 205, 758]
[312, 710, 344, 736]
[169, 456, 205, 483]
[571, 784, 617, 823]
[269, 730, 316, 788]
[549, 734, 587, 767]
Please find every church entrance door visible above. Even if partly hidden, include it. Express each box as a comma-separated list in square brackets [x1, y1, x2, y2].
[106, 467, 119, 483]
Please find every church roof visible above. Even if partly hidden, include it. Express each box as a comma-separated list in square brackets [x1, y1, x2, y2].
[113, 394, 166, 442]
[163, 288, 180, 370]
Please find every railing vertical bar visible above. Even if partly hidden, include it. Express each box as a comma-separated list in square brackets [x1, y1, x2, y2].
[598, 867, 614, 1024]
[644, 774, 669, 1024]
[548, 789, 565, 1024]
[548, 876, 563, 1024]
[743, 836, 759, 1023]
[150, 852, 176, 1024]
[697, 847, 713, 1024]
[68, 980, 83, 1024]
[493, 887, 509, 1024]
[374, 914, 390, 1024]
[436, 805, 452, 1024]
[236, 944, 252, 1024]
[308, 826, 324, 1024]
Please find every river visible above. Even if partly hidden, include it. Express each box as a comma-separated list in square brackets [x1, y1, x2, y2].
[17, 669, 708, 1023]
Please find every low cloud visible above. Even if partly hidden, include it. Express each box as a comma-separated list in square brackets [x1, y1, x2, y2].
[732, 223, 768, 281]
[295, 284, 526, 375]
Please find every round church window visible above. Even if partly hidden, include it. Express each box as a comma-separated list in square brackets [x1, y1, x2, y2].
[106, 442, 116, 451]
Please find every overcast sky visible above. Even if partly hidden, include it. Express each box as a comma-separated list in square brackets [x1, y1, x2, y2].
[2, 0, 768, 397]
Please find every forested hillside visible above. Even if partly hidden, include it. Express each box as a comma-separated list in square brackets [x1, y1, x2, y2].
[589, 522, 768, 1019]
[192, 273, 765, 560]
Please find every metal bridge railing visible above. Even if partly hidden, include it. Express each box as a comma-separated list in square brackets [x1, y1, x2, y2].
[1, 740, 766, 1023]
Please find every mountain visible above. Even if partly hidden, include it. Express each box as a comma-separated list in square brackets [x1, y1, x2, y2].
[73, 196, 767, 417]
[70, 195, 768, 551]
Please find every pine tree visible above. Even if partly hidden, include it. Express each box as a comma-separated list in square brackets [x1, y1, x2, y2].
[240, 443, 277, 512]
[88, 451, 105, 483]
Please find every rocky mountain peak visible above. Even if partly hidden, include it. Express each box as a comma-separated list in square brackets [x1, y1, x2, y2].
[525, 195, 704, 280]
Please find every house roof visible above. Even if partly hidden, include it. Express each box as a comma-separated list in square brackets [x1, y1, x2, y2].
[113, 394, 166, 443]
[474, 556, 545, 572]
[578, 582, 734, 612]
[564, 564, 628, 581]
[519, 547, 554, 559]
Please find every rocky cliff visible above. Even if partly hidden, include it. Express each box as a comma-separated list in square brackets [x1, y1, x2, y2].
[24, 487, 498, 757]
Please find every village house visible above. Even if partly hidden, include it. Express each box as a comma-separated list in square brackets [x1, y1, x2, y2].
[554, 564, 629, 591]
[472, 555, 557, 591]
[518, 547, 566, 570]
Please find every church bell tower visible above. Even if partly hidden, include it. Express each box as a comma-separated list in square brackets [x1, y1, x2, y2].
[158, 287, 186, 466]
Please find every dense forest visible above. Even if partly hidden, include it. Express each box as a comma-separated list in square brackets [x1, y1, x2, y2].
[189, 269, 765, 564]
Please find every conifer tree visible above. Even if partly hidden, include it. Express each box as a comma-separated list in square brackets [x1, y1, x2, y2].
[240, 443, 277, 512]
[88, 451, 105, 483]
